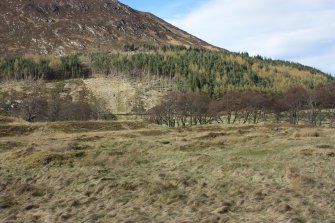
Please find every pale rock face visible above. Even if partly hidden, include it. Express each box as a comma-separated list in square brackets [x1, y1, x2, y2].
[84, 76, 167, 114]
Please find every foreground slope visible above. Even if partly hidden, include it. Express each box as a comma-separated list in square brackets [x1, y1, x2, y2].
[0, 118, 334, 222]
[0, 0, 215, 55]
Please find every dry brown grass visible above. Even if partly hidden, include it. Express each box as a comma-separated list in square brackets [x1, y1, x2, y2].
[0, 121, 334, 223]
[0, 124, 38, 137]
[293, 128, 322, 138]
[0, 141, 24, 151]
[49, 121, 148, 133]
[0, 116, 16, 124]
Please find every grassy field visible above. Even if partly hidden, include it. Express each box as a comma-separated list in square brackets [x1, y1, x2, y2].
[0, 117, 334, 223]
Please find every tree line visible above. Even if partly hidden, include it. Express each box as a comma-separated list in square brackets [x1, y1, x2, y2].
[0, 54, 88, 80]
[1, 96, 98, 122]
[1, 44, 331, 97]
[147, 82, 335, 128]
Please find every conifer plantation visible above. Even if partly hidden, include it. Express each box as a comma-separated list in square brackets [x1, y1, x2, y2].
[1, 45, 332, 93]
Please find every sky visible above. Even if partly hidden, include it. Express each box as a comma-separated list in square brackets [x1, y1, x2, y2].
[120, 0, 335, 75]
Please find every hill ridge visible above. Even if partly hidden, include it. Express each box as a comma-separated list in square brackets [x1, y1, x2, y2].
[0, 0, 216, 55]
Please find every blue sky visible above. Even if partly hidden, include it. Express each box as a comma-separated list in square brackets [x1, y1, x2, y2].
[120, 0, 334, 75]
[120, 0, 205, 20]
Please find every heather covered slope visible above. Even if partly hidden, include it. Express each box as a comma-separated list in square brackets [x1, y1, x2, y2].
[0, 119, 334, 222]
[0, 0, 215, 55]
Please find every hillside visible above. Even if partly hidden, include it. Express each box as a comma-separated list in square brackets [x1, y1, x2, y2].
[0, 0, 332, 94]
[1, 46, 332, 97]
[0, 0, 215, 55]
[89, 47, 333, 94]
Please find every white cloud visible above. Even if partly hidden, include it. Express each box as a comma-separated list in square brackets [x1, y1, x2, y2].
[169, 0, 335, 74]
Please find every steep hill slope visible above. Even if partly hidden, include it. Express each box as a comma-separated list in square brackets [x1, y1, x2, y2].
[0, 0, 215, 55]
